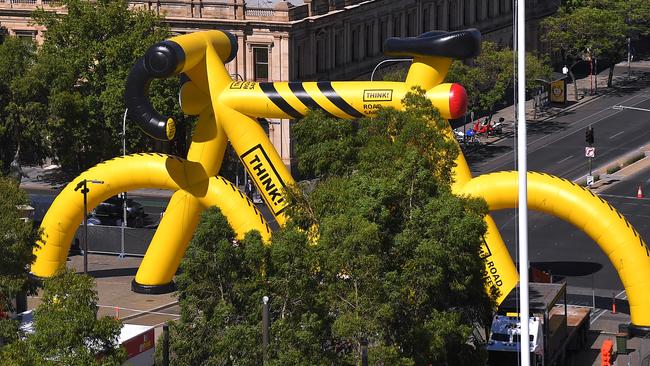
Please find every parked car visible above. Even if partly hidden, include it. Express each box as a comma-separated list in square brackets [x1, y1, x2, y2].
[89, 196, 145, 227]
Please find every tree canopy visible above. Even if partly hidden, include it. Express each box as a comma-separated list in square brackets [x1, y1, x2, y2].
[0, 37, 40, 174]
[165, 92, 495, 365]
[3, 0, 187, 174]
[445, 41, 551, 117]
[0, 268, 125, 365]
[0, 176, 40, 344]
[381, 41, 551, 118]
[541, 0, 644, 88]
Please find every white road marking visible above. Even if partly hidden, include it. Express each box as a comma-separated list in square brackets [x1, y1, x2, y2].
[609, 130, 625, 139]
[483, 93, 650, 170]
[590, 309, 607, 324]
[557, 155, 574, 164]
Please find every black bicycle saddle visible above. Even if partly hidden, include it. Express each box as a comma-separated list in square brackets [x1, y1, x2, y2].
[383, 28, 481, 59]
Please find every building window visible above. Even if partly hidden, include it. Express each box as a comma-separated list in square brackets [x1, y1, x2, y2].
[408, 12, 417, 36]
[335, 33, 344, 66]
[351, 28, 359, 61]
[422, 7, 430, 33]
[365, 24, 372, 57]
[253, 46, 269, 81]
[464, 0, 473, 25]
[316, 37, 326, 72]
[294, 44, 303, 79]
[379, 20, 387, 52]
[14, 30, 36, 40]
[393, 15, 401, 37]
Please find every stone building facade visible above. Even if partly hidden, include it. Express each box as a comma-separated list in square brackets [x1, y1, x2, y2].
[0, 0, 559, 170]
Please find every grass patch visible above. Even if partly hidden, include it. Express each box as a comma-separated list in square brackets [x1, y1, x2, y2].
[607, 165, 621, 174]
[624, 152, 646, 166]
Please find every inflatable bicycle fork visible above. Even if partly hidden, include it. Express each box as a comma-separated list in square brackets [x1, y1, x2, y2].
[32, 29, 650, 333]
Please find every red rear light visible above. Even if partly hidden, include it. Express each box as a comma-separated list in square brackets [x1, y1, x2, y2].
[448, 83, 468, 119]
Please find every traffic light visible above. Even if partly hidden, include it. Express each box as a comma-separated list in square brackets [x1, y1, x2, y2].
[585, 126, 594, 146]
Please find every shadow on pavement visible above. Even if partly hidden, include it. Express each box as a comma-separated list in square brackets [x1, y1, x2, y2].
[531, 261, 603, 277]
[463, 144, 513, 165]
[527, 119, 570, 135]
[567, 293, 630, 314]
[86, 267, 139, 278]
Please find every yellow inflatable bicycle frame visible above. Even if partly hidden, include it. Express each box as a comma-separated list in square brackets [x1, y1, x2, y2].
[31, 29, 650, 332]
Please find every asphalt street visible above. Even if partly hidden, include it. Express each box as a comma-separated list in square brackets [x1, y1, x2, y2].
[463, 76, 650, 302]
[467, 77, 650, 179]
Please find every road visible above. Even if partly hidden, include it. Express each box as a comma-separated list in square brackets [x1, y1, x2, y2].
[28, 190, 276, 229]
[490, 165, 650, 291]
[463, 76, 650, 301]
[28, 191, 170, 227]
[468, 77, 650, 179]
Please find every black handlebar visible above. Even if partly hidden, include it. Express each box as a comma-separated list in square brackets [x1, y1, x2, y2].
[125, 41, 186, 141]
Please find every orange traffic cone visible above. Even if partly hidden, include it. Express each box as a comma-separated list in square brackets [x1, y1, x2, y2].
[638, 186, 644, 198]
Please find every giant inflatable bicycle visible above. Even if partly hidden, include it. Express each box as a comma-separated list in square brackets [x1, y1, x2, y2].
[31, 29, 650, 334]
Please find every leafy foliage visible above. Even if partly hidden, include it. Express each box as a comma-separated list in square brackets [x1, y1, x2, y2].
[541, 1, 631, 87]
[0, 268, 126, 366]
[446, 41, 551, 116]
[0, 176, 40, 343]
[9, 0, 184, 173]
[166, 92, 495, 364]
[0, 37, 42, 173]
[0, 268, 125, 365]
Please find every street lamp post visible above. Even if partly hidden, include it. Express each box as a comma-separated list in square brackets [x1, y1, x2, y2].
[120, 109, 128, 258]
[74, 179, 104, 274]
[262, 295, 270, 365]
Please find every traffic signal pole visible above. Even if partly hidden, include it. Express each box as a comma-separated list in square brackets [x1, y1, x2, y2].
[586, 126, 594, 185]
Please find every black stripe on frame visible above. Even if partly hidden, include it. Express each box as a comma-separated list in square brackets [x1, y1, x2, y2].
[288, 82, 336, 118]
[317, 81, 364, 118]
[259, 83, 302, 118]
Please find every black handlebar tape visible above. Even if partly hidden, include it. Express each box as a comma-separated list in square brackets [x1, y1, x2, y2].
[124, 41, 185, 141]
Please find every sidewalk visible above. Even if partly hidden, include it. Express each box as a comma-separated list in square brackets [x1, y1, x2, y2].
[27, 253, 180, 342]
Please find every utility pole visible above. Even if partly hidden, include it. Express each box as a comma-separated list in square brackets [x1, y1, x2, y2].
[586, 126, 595, 186]
[594, 57, 598, 94]
[262, 296, 270, 365]
[74, 179, 104, 273]
[627, 38, 632, 79]
[121, 109, 128, 258]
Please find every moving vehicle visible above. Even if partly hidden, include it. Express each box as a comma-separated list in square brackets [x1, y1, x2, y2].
[90, 196, 145, 228]
[487, 282, 590, 366]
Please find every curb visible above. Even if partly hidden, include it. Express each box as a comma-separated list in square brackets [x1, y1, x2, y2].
[585, 152, 650, 194]
[532, 71, 643, 124]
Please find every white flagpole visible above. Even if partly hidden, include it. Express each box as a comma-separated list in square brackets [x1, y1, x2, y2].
[516, 0, 530, 364]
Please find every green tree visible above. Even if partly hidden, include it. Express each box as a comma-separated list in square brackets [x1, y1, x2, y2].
[0, 176, 40, 344]
[0, 268, 125, 365]
[16, 0, 183, 173]
[379, 42, 551, 119]
[0, 37, 43, 174]
[446, 41, 551, 118]
[542, 5, 628, 91]
[166, 91, 495, 365]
